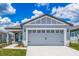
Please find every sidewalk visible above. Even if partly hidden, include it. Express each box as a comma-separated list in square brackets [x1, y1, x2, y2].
[3, 44, 26, 49]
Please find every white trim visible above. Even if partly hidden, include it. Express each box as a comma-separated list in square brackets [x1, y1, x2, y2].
[64, 29, 67, 46]
[18, 32, 21, 41]
[6, 33, 9, 44]
[27, 28, 65, 30]
[26, 28, 67, 46]
[26, 28, 28, 46]
[7, 30, 22, 31]
[25, 24, 67, 25]
[14, 34, 16, 43]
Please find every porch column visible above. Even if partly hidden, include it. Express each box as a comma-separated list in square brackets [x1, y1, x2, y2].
[2, 34, 4, 43]
[13, 34, 16, 43]
[6, 33, 9, 44]
[19, 32, 21, 41]
[64, 28, 67, 46]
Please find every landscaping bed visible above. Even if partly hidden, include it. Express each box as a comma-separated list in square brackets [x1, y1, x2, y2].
[15, 42, 26, 47]
[0, 43, 12, 48]
[0, 49, 26, 56]
[69, 43, 79, 51]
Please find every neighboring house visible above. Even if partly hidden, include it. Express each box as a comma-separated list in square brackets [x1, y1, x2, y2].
[21, 14, 73, 46]
[5, 25, 22, 43]
[70, 25, 79, 43]
[0, 29, 14, 44]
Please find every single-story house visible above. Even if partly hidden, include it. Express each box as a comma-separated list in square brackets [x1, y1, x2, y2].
[21, 14, 73, 46]
[4, 14, 79, 46]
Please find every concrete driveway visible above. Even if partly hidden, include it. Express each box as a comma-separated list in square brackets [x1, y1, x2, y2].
[27, 46, 79, 56]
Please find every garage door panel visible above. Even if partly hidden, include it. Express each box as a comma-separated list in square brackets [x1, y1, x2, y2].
[28, 29, 64, 46]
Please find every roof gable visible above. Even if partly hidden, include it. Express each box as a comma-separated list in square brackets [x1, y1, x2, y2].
[21, 14, 73, 26]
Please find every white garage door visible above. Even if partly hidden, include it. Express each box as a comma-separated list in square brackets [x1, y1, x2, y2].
[28, 29, 64, 46]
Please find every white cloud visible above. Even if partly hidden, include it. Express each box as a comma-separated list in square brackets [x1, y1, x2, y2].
[0, 17, 11, 24]
[21, 18, 30, 23]
[35, 3, 50, 10]
[0, 16, 2, 19]
[51, 3, 79, 24]
[21, 10, 44, 23]
[51, 7, 57, 14]
[9, 21, 20, 27]
[0, 3, 16, 15]
[0, 17, 20, 27]
[36, 3, 49, 7]
[33, 10, 44, 16]
[32, 10, 44, 19]
[0, 3, 17, 27]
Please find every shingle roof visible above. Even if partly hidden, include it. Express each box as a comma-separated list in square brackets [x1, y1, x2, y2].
[21, 14, 73, 26]
[5, 25, 21, 29]
[70, 25, 79, 31]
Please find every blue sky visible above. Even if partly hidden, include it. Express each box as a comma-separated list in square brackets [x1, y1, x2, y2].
[0, 3, 79, 27]
[1, 3, 70, 23]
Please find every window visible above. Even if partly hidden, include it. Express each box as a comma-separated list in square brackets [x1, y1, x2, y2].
[75, 32, 77, 36]
[37, 30, 41, 33]
[51, 30, 54, 33]
[46, 30, 50, 33]
[60, 30, 64, 33]
[56, 30, 59, 33]
[42, 30, 45, 33]
[33, 30, 36, 33]
[28, 30, 32, 33]
[70, 32, 74, 36]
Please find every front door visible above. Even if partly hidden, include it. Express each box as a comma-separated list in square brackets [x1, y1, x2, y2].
[15, 33, 19, 42]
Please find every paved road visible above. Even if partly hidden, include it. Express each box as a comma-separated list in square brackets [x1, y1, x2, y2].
[27, 46, 79, 56]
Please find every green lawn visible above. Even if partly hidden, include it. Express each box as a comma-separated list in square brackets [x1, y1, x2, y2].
[69, 43, 79, 51]
[0, 49, 26, 56]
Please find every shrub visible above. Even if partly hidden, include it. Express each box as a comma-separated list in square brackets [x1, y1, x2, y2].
[16, 41, 25, 47]
[0, 44, 3, 48]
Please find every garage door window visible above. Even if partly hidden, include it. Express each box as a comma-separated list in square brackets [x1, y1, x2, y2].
[37, 30, 41, 33]
[51, 30, 54, 33]
[60, 30, 64, 33]
[47, 30, 51, 33]
[42, 30, 45, 33]
[28, 30, 32, 33]
[56, 30, 59, 33]
[33, 30, 36, 33]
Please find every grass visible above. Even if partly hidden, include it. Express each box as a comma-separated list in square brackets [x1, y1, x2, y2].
[69, 43, 79, 51]
[0, 49, 26, 56]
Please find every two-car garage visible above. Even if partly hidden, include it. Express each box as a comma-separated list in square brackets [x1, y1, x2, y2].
[27, 28, 65, 46]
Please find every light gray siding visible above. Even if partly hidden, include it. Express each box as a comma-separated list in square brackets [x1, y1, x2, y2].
[22, 15, 71, 46]
[27, 16, 65, 25]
